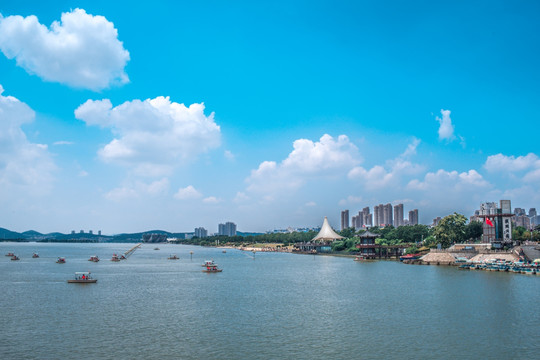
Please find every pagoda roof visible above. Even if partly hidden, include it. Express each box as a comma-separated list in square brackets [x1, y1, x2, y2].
[357, 230, 379, 238]
[312, 217, 344, 241]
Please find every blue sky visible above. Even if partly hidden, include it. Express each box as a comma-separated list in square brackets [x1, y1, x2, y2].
[1, 1, 539, 234]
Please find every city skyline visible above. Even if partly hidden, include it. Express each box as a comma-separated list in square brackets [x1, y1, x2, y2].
[1, 2, 540, 233]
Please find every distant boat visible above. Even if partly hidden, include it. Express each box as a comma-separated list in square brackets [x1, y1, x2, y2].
[5, 252, 14, 257]
[11, 255, 20, 261]
[168, 254, 179, 260]
[56, 257, 66, 264]
[32, 253, 39, 258]
[202, 263, 222, 273]
[88, 255, 99, 262]
[67, 271, 97, 284]
[222, 250, 227, 253]
[111, 254, 120, 262]
[201, 259, 215, 267]
[154, 247, 160, 250]
[353, 256, 365, 261]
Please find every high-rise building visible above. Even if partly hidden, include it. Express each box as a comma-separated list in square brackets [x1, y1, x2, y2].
[394, 204, 404, 227]
[514, 208, 526, 216]
[382, 203, 393, 226]
[341, 210, 349, 230]
[408, 209, 418, 225]
[194, 227, 208, 238]
[351, 211, 363, 229]
[514, 216, 530, 229]
[529, 208, 537, 218]
[362, 207, 372, 227]
[218, 222, 237, 236]
[374, 204, 384, 227]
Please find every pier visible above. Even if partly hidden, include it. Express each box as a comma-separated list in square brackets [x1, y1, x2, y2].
[123, 243, 142, 258]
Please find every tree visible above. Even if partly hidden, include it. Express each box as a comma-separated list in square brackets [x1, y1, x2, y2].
[433, 213, 467, 248]
[339, 227, 356, 239]
[464, 221, 483, 242]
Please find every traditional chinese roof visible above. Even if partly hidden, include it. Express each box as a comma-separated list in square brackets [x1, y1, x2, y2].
[357, 231, 379, 239]
[312, 217, 344, 242]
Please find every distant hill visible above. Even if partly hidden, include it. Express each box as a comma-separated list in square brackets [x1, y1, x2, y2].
[0, 227, 260, 242]
[22, 230, 43, 236]
[0, 227, 23, 240]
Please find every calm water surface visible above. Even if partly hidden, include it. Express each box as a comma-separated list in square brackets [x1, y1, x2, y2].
[0, 242, 538, 359]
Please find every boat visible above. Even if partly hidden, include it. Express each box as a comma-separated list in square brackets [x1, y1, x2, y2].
[154, 247, 160, 250]
[400, 253, 421, 261]
[222, 250, 227, 253]
[11, 255, 20, 261]
[202, 263, 222, 273]
[88, 255, 100, 262]
[353, 256, 365, 261]
[56, 257, 66, 264]
[119, 254, 126, 260]
[111, 254, 120, 262]
[32, 253, 39, 258]
[5, 252, 14, 257]
[168, 254, 179, 260]
[67, 271, 97, 284]
[201, 259, 215, 267]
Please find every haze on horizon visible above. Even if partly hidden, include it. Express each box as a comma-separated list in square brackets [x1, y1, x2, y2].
[0, 1, 539, 234]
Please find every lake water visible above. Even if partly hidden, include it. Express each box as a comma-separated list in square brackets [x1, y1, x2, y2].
[1, 242, 539, 359]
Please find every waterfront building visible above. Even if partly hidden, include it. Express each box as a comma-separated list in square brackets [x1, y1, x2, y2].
[341, 210, 349, 230]
[394, 204, 404, 227]
[194, 227, 208, 238]
[477, 200, 513, 247]
[355, 231, 378, 259]
[294, 217, 343, 253]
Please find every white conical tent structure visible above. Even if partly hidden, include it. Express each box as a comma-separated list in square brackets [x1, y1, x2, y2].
[312, 216, 344, 242]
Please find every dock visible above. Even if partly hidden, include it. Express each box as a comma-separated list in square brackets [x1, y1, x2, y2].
[123, 243, 142, 258]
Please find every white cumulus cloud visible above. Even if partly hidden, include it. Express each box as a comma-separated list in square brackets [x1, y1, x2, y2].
[105, 178, 169, 201]
[174, 185, 202, 200]
[436, 109, 455, 142]
[0, 9, 129, 90]
[484, 153, 540, 173]
[246, 134, 359, 195]
[0, 85, 55, 197]
[75, 96, 221, 176]
[348, 139, 424, 190]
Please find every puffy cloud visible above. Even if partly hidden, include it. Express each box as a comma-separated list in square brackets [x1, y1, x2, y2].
[105, 178, 169, 201]
[203, 196, 221, 204]
[436, 109, 455, 142]
[0, 85, 55, 197]
[0, 9, 129, 90]
[484, 153, 540, 173]
[348, 139, 424, 190]
[174, 185, 202, 200]
[407, 169, 489, 191]
[75, 96, 221, 176]
[246, 134, 359, 195]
